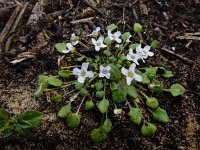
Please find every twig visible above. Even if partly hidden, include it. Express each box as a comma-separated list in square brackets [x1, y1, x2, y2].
[70, 17, 95, 25]
[14, 0, 23, 6]
[81, 0, 103, 16]
[161, 47, 198, 65]
[0, 5, 21, 44]
[5, 2, 29, 52]
[132, 8, 138, 20]
[176, 36, 200, 41]
[153, 22, 168, 30]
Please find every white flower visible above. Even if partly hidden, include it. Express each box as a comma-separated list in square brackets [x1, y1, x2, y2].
[114, 108, 122, 115]
[136, 44, 154, 61]
[121, 63, 142, 85]
[62, 43, 75, 53]
[71, 33, 79, 45]
[73, 63, 94, 83]
[126, 48, 142, 65]
[88, 27, 100, 37]
[99, 65, 111, 79]
[108, 30, 122, 43]
[92, 36, 107, 51]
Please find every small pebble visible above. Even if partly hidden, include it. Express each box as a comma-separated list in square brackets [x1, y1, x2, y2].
[172, 47, 176, 51]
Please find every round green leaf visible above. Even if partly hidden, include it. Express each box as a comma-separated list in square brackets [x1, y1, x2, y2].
[169, 84, 186, 96]
[110, 82, 118, 91]
[0, 109, 10, 127]
[128, 107, 143, 125]
[66, 113, 80, 128]
[129, 43, 140, 50]
[96, 91, 105, 98]
[146, 97, 159, 109]
[75, 81, 83, 91]
[95, 81, 104, 91]
[51, 94, 62, 103]
[127, 86, 138, 99]
[97, 99, 109, 113]
[90, 128, 108, 143]
[54, 43, 67, 53]
[121, 32, 131, 42]
[47, 77, 62, 87]
[109, 64, 121, 81]
[133, 23, 142, 33]
[152, 107, 169, 123]
[106, 24, 117, 31]
[150, 40, 159, 49]
[79, 88, 88, 97]
[84, 100, 94, 111]
[58, 70, 71, 78]
[102, 119, 112, 133]
[112, 90, 126, 104]
[141, 123, 157, 136]
[57, 103, 71, 118]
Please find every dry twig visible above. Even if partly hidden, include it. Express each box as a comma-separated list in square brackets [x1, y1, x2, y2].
[70, 17, 95, 25]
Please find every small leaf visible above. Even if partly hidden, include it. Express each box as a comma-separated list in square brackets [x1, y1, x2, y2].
[146, 97, 159, 109]
[18, 110, 43, 128]
[66, 113, 80, 128]
[104, 36, 112, 45]
[55, 43, 66, 53]
[97, 99, 109, 113]
[75, 81, 83, 91]
[96, 91, 105, 98]
[77, 55, 86, 61]
[47, 77, 62, 87]
[133, 23, 142, 33]
[119, 55, 127, 62]
[162, 71, 174, 78]
[110, 82, 118, 91]
[90, 128, 108, 143]
[112, 90, 126, 104]
[109, 64, 121, 81]
[141, 123, 157, 136]
[128, 107, 143, 125]
[103, 50, 112, 56]
[0, 108, 10, 127]
[106, 24, 117, 31]
[33, 83, 47, 98]
[58, 70, 71, 78]
[102, 119, 112, 133]
[51, 94, 62, 103]
[38, 75, 49, 85]
[108, 56, 117, 63]
[141, 74, 150, 84]
[151, 40, 159, 49]
[84, 100, 94, 111]
[127, 86, 138, 99]
[95, 81, 104, 91]
[169, 84, 186, 96]
[121, 32, 131, 42]
[148, 79, 163, 93]
[79, 88, 88, 97]
[57, 103, 71, 118]
[129, 43, 140, 50]
[152, 107, 169, 123]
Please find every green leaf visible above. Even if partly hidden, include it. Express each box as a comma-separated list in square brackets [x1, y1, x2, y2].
[109, 64, 121, 81]
[110, 82, 118, 91]
[151, 40, 159, 49]
[148, 79, 163, 93]
[47, 77, 62, 87]
[119, 55, 127, 62]
[162, 71, 174, 78]
[121, 32, 131, 42]
[77, 55, 86, 61]
[55, 43, 66, 53]
[97, 99, 109, 113]
[141, 73, 150, 84]
[146, 97, 159, 109]
[133, 23, 142, 33]
[104, 36, 112, 45]
[18, 110, 43, 128]
[103, 50, 112, 56]
[108, 56, 117, 63]
[169, 84, 186, 96]
[75, 81, 83, 91]
[95, 81, 104, 91]
[129, 43, 140, 50]
[141, 123, 157, 136]
[66, 113, 80, 128]
[90, 128, 108, 143]
[152, 107, 169, 123]
[128, 107, 143, 125]
[33, 83, 46, 98]
[38, 75, 49, 85]
[127, 86, 138, 99]
[84, 100, 94, 111]
[57, 103, 71, 118]
[106, 24, 117, 31]
[58, 70, 71, 78]
[112, 90, 126, 104]
[79, 88, 88, 97]
[51, 94, 62, 103]
[0, 108, 10, 127]
[142, 67, 158, 80]
[102, 119, 112, 133]
[96, 91, 105, 98]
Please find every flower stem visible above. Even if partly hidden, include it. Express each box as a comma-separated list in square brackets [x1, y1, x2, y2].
[78, 41, 89, 49]
[61, 65, 81, 70]
[44, 81, 75, 91]
[76, 95, 87, 114]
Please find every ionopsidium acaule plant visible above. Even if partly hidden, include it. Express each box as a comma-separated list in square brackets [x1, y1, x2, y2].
[32, 23, 186, 142]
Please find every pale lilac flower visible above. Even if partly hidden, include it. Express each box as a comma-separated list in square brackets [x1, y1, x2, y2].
[73, 63, 94, 83]
[62, 43, 75, 53]
[121, 63, 142, 85]
[92, 36, 107, 51]
[126, 48, 142, 65]
[99, 65, 111, 79]
[88, 27, 100, 37]
[70, 33, 79, 45]
[136, 44, 154, 62]
[108, 30, 122, 43]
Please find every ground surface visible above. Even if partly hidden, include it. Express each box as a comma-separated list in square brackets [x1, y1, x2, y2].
[0, 0, 200, 149]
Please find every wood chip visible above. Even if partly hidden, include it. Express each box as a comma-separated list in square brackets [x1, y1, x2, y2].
[139, 1, 148, 15]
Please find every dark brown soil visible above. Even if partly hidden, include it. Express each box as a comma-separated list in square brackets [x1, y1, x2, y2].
[0, 0, 200, 149]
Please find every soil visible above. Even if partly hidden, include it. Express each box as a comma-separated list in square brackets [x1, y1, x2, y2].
[0, 0, 200, 149]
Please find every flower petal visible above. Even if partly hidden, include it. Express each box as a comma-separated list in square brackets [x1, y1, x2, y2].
[129, 48, 134, 55]
[114, 31, 121, 37]
[100, 65, 104, 72]
[108, 30, 112, 37]
[62, 50, 70, 53]
[143, 45, 151, 52]
[136, 44, 142, 53]
[86, 71, 94, 78]
[121, 67, 128, 76]
[98, 36, 104, 44]
[81, 63, 88, 71]
[105, 65, 111, 71]
[126, 77, 133, 85]
[101, 43, 107, 48]
[129, 63, 136, 72]
[126, 54, 132, 61]
[105, 73, 110, 79]
[99, 72, 105, 78]
[78, 76, 85, 83]
[66, 43, 73, 50]
[133, 73, 142, 82]
[72, 40, 78, 46]
[148, 51, 154, 57]
[95, 45, 100, 51]
[92, 38, 97, 45]
[96, 27, 100, 32]
[116, 38, 122, 43]
[73, 68, 80, 75]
